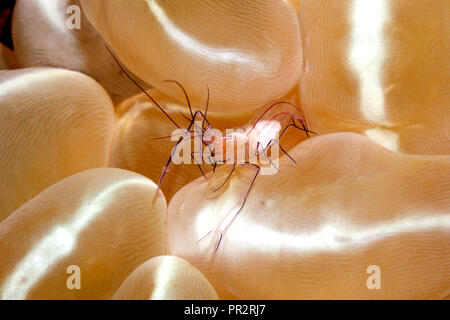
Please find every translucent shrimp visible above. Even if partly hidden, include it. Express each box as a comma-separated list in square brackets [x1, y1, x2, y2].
[106, 45, 316, 253]
[198, 100, 317, 253]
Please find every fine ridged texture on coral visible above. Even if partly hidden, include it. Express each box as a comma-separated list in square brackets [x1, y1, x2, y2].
[113, 256, 218, 300]
[0, 68, 115, 221]
[0, 168, 167, 299]
[80, 0, 302, 112]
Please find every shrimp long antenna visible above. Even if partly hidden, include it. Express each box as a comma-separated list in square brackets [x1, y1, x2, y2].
[204, 86, 210, 120]
[105, 46, 181, 129]
[178, 111, 192, 124]
[164, 80, 194, 120]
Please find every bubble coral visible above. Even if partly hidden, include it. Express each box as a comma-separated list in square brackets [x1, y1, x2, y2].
[0, 0, 448, 301]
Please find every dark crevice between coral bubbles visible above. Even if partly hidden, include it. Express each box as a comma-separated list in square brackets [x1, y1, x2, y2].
[0, 0, 15, 50]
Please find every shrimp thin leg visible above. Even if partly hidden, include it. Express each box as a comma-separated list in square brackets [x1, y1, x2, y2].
[157, 134, 185, 193]
[191, 152, 208, 180]
[107, 45, 216, 187]
[151, 128, 210, 175]
[213, 163, 236, 192]
[198, 162, 260, 253]
[210, 136, 290, 199]
[264, 138, 296, 164]
[279, 117, 317, 140]
[254, 141, 279, 172]
[157, 108, 219, 190]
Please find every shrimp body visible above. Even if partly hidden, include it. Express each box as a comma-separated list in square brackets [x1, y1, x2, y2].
[203, 122, 280, 165]
[203, 101, 306, 167]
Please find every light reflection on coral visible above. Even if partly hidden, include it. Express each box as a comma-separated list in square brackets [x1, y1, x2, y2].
[147, 0, 266, 71]
[364, 128, 399, 151]
[231, 213, 450, 253]
[349, 0, 389, 124]
[1, 178, 148, 299]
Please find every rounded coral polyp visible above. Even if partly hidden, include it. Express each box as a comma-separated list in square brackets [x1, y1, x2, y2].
[0, 0, 447, 301]
[297, 0, 450, 154]
[113, 256, 219, 300]
[80, 0, 302, 113]
[12, 0, 148, 103]
[167, 133, 450, 299]
[0, 68, 115, 222]
[0, 168, 167, 300]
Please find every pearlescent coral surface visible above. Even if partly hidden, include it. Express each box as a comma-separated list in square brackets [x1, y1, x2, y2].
[297, 0, 450, 154]
[12, 0, 149, 103]
[0, 0, 448, 301]
[0, 68, 115, 222]
[113, 256, 219, 300]
[0, 168, 167, 300]
[80, 0, 302, 112]
[167, 133, 450, 299]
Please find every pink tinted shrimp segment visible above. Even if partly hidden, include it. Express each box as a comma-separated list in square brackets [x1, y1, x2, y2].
[204, 100, 311, 166]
